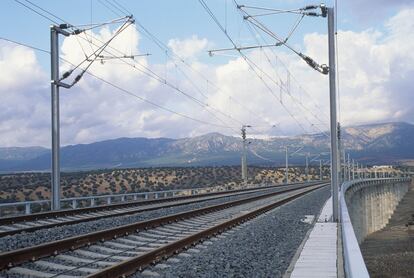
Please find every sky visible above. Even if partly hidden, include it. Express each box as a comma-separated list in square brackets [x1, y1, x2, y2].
[0, 0, 413, 147]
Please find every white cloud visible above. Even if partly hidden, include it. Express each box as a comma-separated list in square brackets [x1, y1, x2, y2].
[0, 43, 45, 91]
[334, 8, 414, 126]
[208, 8, 414, 134]
[1, 7, 414, 147]
[168, 35, 209, 59]
[0, 42, 49, 147]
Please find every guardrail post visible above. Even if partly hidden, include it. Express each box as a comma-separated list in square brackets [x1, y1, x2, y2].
[121, 195, 125, 202]
[90, 198, 95, 207]
[107, 197, 111, 205]
[133, 194, 137, 201]
[72, 199, 77, 209]
[25, 203, 31, 215]
[155, 193, 159, 199]
[144, 193, 148, 200]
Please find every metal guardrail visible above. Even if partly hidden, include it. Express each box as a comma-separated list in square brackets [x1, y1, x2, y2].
[0, 186, 215, 216]
[340, 177, 411, 278]
[0, 180, 325, 217]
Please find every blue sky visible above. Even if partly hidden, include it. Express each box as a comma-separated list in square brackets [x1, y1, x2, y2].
[1, 0, 398, 69]
[1, 0, 414, 147]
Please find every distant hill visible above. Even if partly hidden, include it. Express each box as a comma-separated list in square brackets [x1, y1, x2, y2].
[0, 146, 48, 160]
[0, 122, 413, 172]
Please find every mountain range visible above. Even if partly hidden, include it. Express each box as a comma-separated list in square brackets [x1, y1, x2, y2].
[0, 122, 413, 172]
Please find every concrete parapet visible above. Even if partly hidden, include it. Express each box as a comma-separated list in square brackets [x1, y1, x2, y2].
[340, 177, 412, 278]
[344, 178, 410, 244]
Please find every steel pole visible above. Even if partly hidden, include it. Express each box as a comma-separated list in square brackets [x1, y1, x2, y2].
[51, 26, 60, 210]
[305, 153, 309, 182]
[241, 139, 246, 182]
[285, 146, 288, 184]
[241, 126, 247, 183]
[327, 7, 339, 222]
[352, 159, 355, 180]
[356, 162, 359, 179]
[319, 159, 322, 181]
[342, 148, 346, 182]
[361, 164, 363, 178]
[243, 142, 247, 183]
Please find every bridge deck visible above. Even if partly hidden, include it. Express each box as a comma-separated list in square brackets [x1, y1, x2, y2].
[290, 197, 338, 277]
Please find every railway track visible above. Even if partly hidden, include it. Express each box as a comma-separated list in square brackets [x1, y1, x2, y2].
[0, 182, 322, 237]
[0, 182, 328, 277]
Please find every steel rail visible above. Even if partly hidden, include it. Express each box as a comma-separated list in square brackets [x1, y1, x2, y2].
[0, 181, 319, 225]
[0, 182, 327, 270]
[86, 184, 326, 277]
[0, 182, 324, 237]
[0, 186, 269, 237]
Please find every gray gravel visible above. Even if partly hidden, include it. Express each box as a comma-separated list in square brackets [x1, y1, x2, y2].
[0, 186, 293, 252]
[135, 186, 330, 278]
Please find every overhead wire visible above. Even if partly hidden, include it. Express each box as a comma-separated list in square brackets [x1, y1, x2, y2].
[0, 37, 234, 129]
[20, 0, 65, 22]
[201, 0, 299, 129]
[102, 0, 128, 16]
[15, 0, 240, 132]
[110, 0, 319, 137]
[0, 37, 49, 54]
[244, 20, 330, 132]
[61, 18, 133, 83]
[335, 0, 341, 124]
[16, 0, 136, 88]
[236, 1, 330, 119]
[13, 0, 129, 66]
[235, 5, 306, 15]
[199, 0, 317, 136]
[233, 1, 330, 136]
[87, 0, 246, 132]
[97, 0, 123, 17]
[111, 0, 131, 15]
[136, 21, 268, 126]
[102, 0, 274, 131]
[13, 0, 59, 24]
[241, 54, 311, 134]
[13, 0, 302, 136]
[198, 0, 288, 132]
[11, 1, 244, 132]
[79, 34, 241, 131]
[72, 17, 130, 30]
[106, 4, 275, 129]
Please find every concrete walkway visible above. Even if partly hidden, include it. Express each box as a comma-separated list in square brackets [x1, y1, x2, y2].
[290, 197, 338, 278]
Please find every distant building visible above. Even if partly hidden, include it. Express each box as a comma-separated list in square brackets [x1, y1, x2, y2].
[372, 165, 394, 169]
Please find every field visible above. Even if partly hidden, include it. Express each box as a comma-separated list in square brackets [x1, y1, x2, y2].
[0, 166, 328, 203]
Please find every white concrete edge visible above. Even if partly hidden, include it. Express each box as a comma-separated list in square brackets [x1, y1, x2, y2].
[340, 183, 369, 278]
